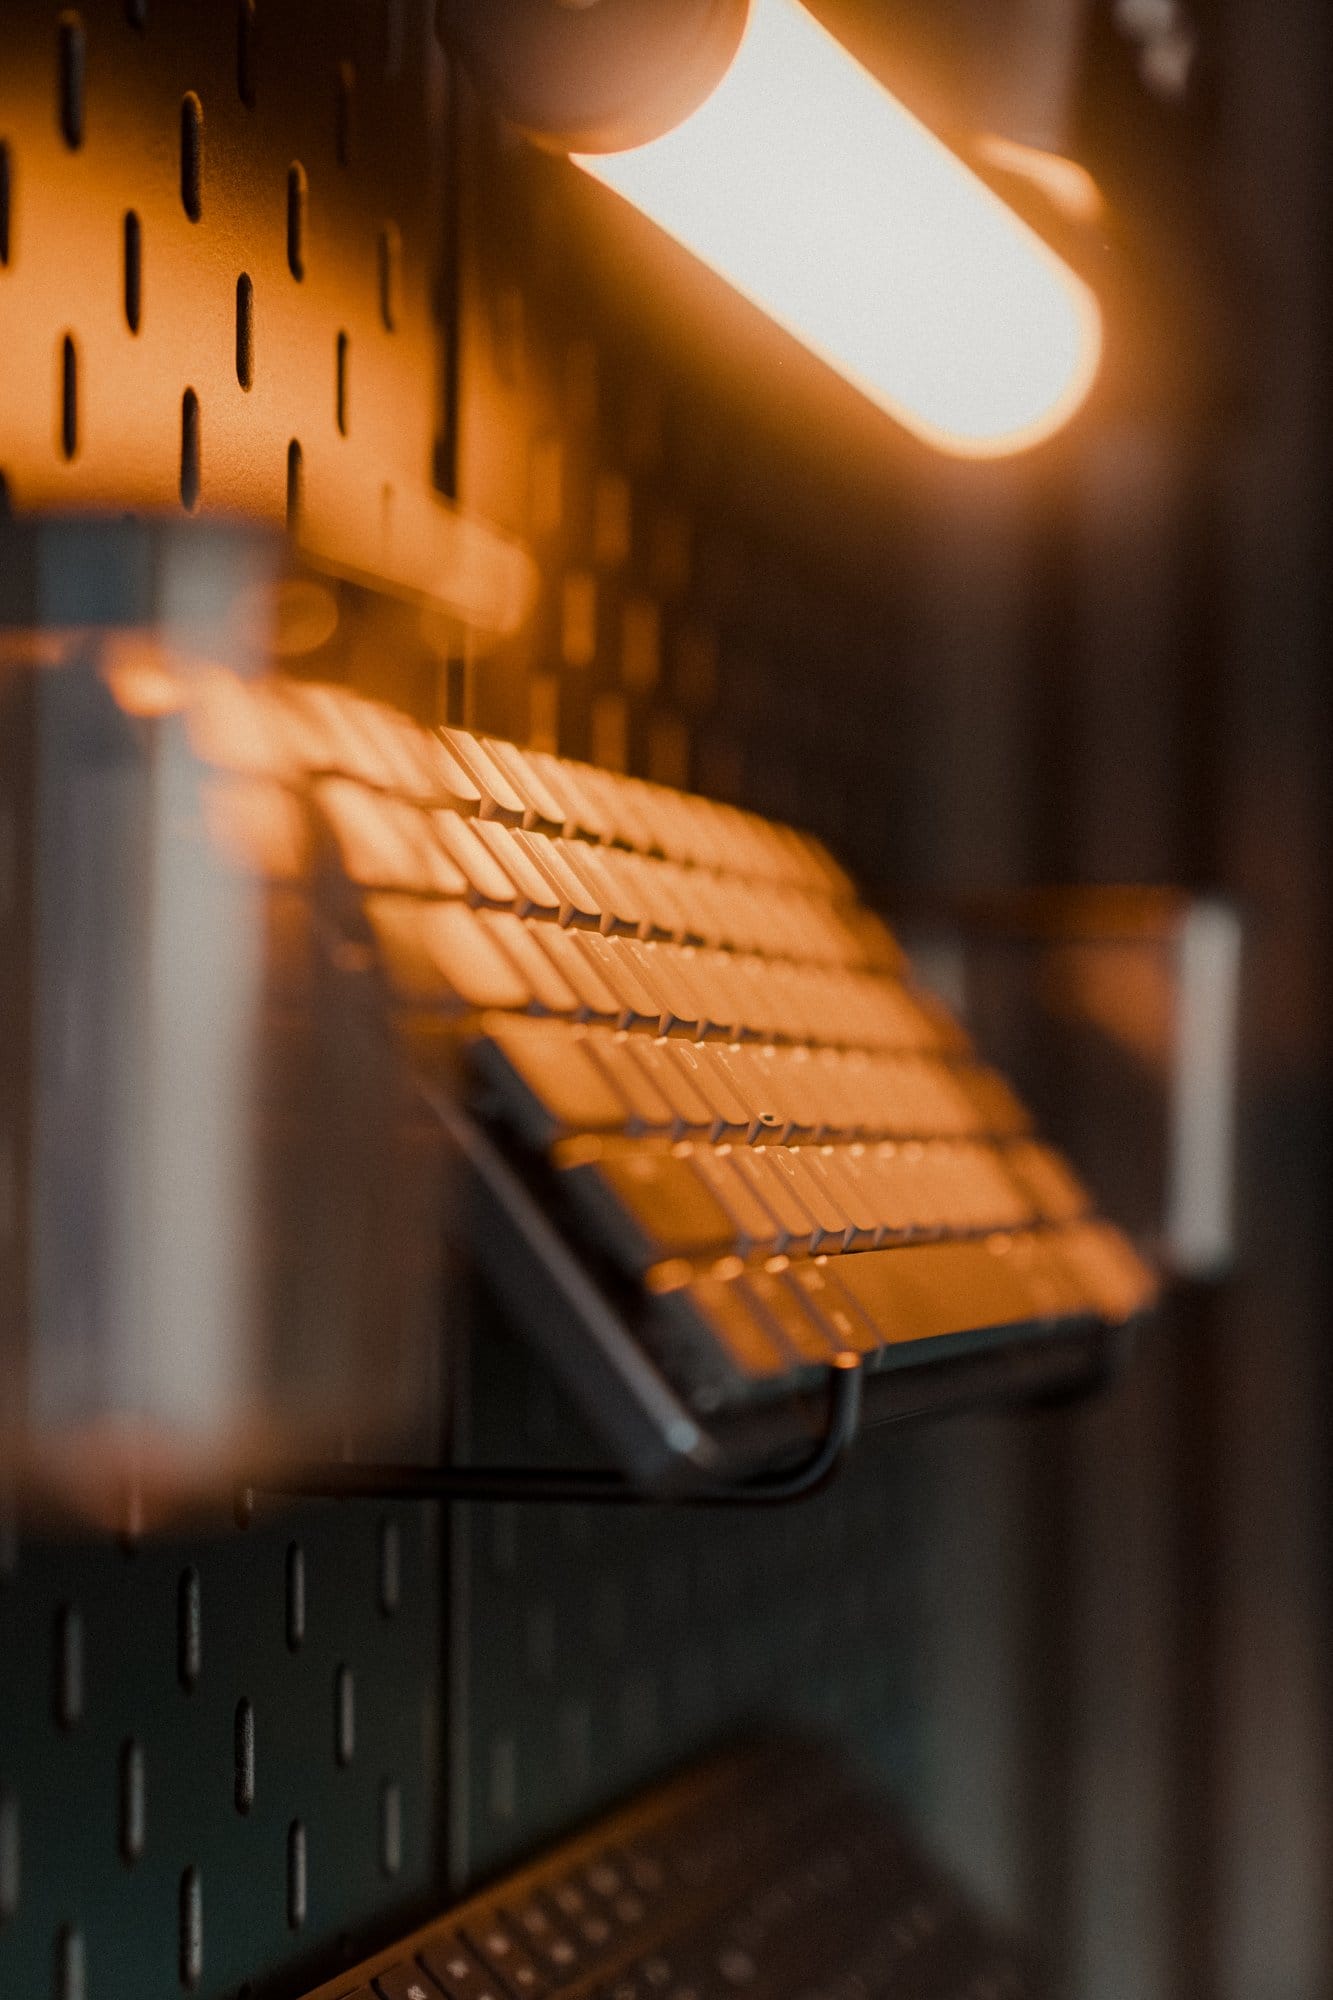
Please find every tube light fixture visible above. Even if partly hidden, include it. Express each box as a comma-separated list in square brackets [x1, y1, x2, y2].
[570, 0, 1102, 458]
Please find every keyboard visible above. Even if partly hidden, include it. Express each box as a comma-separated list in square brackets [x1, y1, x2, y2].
[189, 672, 1156, 1466]
[299, 1736, 1050, 2000]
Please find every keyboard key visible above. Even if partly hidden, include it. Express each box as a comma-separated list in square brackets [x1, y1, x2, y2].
[474, 1016, 629, 1145]
[368, 899, 533, 1012]
[727, 1150, 817, 1254]
[644, 1267, 791, 1406]
[438, 814, 522, 907]
[418, 1940, 506, 2000]
[481, 911, 582, 1015]
[581, 1033, 677, 1134]
[471, 821, 562, 919]
[738, 1264, 839, 1365]
[533, 926, 622, 1021]
[482, 738, 569, 833]
[464, 1922, 548, 2000]
[785, 1260, 882, 1360]
[630, 1043, 715, 1135]
[442, 730, 530, 823]
[668, 1045, 752, 1139]
[685, 1148, 782, 1254]
[557, 1140, 737, 1271]
[375, 1964, 444, 2000]
[574, 934, 665, 1030]
[829, 1240, 1040, 1350]
[514, 831, 603, 928]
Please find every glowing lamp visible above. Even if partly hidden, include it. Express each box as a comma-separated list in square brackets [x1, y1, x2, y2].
[440, 0, 1102, 457]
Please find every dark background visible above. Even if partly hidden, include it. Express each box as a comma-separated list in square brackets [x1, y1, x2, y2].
[1, 3, 1330, 1996]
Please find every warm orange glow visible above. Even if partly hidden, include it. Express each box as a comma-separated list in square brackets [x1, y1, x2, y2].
[973, 135, 1106, 225]
[574, 0, 1103, 457]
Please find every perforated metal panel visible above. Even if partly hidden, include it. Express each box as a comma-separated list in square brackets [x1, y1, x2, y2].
[0, 1499, 442, 2000]
[451, 1309, 920, 1888]
[0, 0, 451, 597]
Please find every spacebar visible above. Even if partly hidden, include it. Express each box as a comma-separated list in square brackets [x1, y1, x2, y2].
[827, 1240, 1044, 1350]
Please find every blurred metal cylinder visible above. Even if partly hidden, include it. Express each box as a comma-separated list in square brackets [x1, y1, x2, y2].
[0, 518, 445, 1524]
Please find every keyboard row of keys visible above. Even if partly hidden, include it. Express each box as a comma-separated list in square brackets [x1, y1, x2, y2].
[365, 901, 953, 1051]
[188, 674, 853, 896]
[552, 1134, 1062, 1271]
[313, 778, 885, 969]
[475, 1018, 1024, 1154]
[640, 1233, 1112, 1411]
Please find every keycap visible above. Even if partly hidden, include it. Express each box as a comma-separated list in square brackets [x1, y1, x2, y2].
[727, 1149, 817, 1253]
[785, 1260, 881, 1359]
[473, 1016, 628, 1145]
[514, 833, 603, 928]
[629, 1043, 715, 1135]
[581, 1034, 677, 1134]
[442, 730, 530, 823]
[438, 815, 522, 907]
[738, 1264, 839, 1364]
[829, 1241, 1040, 1350]
[574, 934, 665, 1030]
[422, 732, 486, 813]
[481, 911, 581, 1014]
[471, 821, 562, 919]
[532, 926, 622, 1020]
[482, 737, 569, 833]
[375, 1964, 444, 2000]
[685, 1149, 782, 1254]
[419, 1939, 507, 2000]
[368, 898, 533, 1011]
[557, 1140, 737, 1271]
[465, 1922, 548, 2000]
[668, 1045, 752, 1139]
[1003, 1142, 1089, 1222]
[644, 1267, 791, 1409]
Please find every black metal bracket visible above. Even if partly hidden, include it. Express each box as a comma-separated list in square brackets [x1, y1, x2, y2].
[262, 1354, 862, 1508]
[257, 1086, 865, 1510]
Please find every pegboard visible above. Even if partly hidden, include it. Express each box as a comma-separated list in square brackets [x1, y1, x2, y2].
[0, 1499, 442, 2000]
[451, 1303, 920, 1889]
[0, 0, 452, 601]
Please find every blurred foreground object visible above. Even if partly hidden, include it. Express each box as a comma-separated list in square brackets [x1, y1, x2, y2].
[0, 520, 444, 1524]
[907, 888, 1242, 1280]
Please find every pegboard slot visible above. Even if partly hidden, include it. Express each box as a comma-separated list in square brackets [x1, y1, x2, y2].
[286, 437, 303, 527]
[237, 0, 258, 110]
[286, 1821, 307, 1930]
[285, 1541, 305, 1650]
[118, 1740, 146, 1866]
[177, 1568, 202, 1691]
[179, 1866, 202, 1990]
[123, 211, 142, 332]
[233, 1699, 255, 1815]
[336, 329, 349, 435]
[59, 335, 77, 460]
[236, 272, 255, 388]
[336, 62, 355, 168]
[377, 221, 400, 332]
[180, 95, 203, 222]
[53, 1604, 82, 1729]
[57, 13, 85, 150]
[287, 163, 307, 280]
[56, 1922, 85, 2000]
[0, 1787, 18, 1921]
[380, 1780, 402, 1878]
[334, 1665, 355, 1768]
[180, 388, 201, 510]
[378, 1519, 401, 1616]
